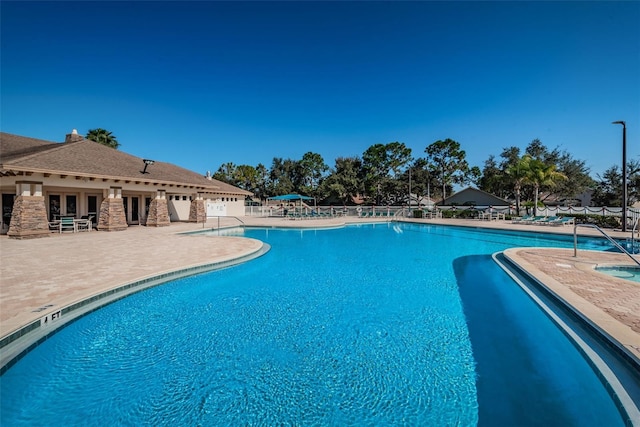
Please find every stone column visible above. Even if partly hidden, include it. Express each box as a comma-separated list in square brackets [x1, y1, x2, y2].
[189, 193, 206, 223]
[97, 187, 128, 231]
[146, 190, 170, 227]
[7, 182, 50, 239]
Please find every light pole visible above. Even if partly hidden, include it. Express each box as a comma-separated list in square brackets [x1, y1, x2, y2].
[408, 168, 412, 212]
[612, 121, 627, 232]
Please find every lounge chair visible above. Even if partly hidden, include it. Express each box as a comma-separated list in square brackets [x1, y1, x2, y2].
[512, 214, 533, 224]
[536, 216, 560, 225]
[548, 216, 575, 226]
[524, 216, 547, 224]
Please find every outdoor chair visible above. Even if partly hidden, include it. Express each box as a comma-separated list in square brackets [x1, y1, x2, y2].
[512, 214, 533, 224]
[76, 217, 92, 232]
[536, 216, 559, 225]
[48, 221, 60, 232]
[524, 216, 547, 224]
[548, 216, 575, 226]
[59, 217, 76, 233]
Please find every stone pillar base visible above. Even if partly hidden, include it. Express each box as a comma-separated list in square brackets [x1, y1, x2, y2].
[97, 198, 128, 231]
[146, 198, 170, 227]
[189, 199, 206, 223]
[7, 196, 50, 239]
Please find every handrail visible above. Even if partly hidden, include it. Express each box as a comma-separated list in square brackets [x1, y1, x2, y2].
[573, 223, 640, 267]
[393, 208, 406, 219]
[632, 216, 640, 244]
[205, 216, 245, 235]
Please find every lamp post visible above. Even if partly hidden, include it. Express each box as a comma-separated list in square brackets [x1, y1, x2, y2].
[612, 121, 627, 232]
[408, 168, 412, 212]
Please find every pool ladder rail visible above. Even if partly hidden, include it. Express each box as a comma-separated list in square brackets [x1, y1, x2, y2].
[626, 217, 640, 254]
[573, 223, 640, 267]
[203, 215, 245, 235]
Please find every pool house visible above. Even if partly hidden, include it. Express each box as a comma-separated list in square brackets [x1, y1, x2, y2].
[0, 130, 250, 238]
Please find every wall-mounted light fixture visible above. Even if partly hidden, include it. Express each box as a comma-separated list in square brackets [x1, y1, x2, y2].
[141, 159, 155, 174]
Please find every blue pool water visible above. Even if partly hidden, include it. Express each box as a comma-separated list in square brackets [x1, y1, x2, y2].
[597, 265, 640, 282]
[0, 223, 633, 425]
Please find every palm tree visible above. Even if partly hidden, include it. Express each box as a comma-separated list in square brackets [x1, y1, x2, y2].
[85, 128, 120, 149]
[505, 155, 531, 216]
[526, 158, 567, 215]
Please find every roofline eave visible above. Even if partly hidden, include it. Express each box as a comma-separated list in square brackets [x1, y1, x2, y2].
[0, 165, 223, 191]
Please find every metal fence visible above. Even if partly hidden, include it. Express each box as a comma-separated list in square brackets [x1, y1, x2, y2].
[245, 204, 640, 223]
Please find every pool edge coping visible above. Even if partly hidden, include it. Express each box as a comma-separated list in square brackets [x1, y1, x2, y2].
[0, 241, 271, 373]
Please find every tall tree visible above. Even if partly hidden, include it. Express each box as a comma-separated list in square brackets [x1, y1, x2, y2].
[299, 152, 329, 198]
[499, 146, 521, 169]
[526, 158, 567, 215]
[551, 153, 594, 204]
[593, 160, 640, 207]
[525, 138, 547, 160]
[233, 165, 259, 192]
[254, 163, 269, 202]
[320, 157, 363, 205]
[86, 128, 120, 149]
[362, 142, 413, 204]
[402, 158, 437, 207]
[505, 155, 531, 216]
[213, 162, 237, 184]
[424, 138, 468, 202]
[592, 166, 622, 206]
[478, 155, 506, 198]
[385, 141, 413, 177]
[268, 157, 297, 196]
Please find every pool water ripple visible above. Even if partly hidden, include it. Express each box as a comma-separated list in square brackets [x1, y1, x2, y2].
[0, 223, 631, 426]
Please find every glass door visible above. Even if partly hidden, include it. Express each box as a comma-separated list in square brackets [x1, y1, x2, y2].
[65, 195, 77, 217]
[87, 195, 98, 226]
[131, 197, 139, 224]
[49, 195, 61, 220]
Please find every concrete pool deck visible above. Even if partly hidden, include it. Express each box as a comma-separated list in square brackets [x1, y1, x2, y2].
[1, 216, 639, 364]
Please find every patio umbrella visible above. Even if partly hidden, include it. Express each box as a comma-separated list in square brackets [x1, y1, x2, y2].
[267, 194, 314, 202]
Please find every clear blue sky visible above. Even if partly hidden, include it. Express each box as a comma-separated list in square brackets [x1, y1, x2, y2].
[2, 1, 639, 179]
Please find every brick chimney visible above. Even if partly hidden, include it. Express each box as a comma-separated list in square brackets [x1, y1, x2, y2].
[65, 129, 83, 143]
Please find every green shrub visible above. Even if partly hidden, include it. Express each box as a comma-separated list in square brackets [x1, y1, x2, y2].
[413, 210, 423, 218]
[570, 214, 620, 229]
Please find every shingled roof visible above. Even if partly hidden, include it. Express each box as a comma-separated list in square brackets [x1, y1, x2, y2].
[0, 132, 251, 195]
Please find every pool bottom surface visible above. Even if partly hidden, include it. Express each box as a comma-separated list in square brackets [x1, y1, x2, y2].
[0, 224, 630, 426]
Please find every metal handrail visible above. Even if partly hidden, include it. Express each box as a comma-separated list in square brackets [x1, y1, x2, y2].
[573, 223, 640, 267]
[631, 216, 640, 247]
[204, 215, 245, 234]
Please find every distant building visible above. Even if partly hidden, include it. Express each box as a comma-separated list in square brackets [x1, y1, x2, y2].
[539, 188, 593, 207]
[441, 187, 510, 206]
[0, 130, 251, 238]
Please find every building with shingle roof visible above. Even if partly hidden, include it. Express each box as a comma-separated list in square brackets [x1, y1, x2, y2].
[0, 130, 251, 238]
[441, 187, 510, 206]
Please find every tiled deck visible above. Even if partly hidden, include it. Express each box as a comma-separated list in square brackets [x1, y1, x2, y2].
[1, 216, 639, 363]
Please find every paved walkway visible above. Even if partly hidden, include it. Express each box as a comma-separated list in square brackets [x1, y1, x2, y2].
[1, 216, 639, 362]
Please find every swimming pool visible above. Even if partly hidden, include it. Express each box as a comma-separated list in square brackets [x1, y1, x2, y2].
[0, 223, 637, 425]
